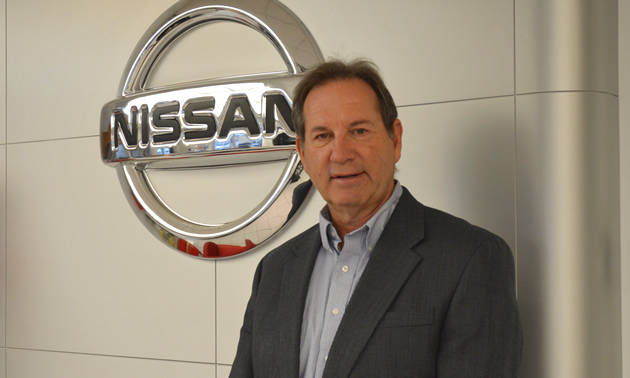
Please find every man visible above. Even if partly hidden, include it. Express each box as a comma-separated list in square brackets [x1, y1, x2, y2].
[230, 60, 522, 377]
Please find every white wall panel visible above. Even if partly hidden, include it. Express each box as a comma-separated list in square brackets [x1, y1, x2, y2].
[0, 146, 5, 348]
[516, 92, 621, 377]
[6, 137, 216, 363]
[283, 0, 514, 106]
[397, 98, 516, 250]
[217, 364, 231, 378]
[0, 0, 5, 359]
[6, 0, 173, 144]
[516, 0, 618, 95]
[1, 0, 6, 145]
[6, 349, 215, 378]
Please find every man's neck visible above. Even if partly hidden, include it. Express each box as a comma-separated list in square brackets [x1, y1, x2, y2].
[328, 182, 396, 241]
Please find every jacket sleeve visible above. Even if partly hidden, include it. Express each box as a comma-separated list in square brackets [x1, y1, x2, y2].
[436, 235, 522, 377]
[229, 260, 263, 378]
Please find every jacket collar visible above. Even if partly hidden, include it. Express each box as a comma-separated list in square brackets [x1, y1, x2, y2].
[276, 226, 321, 377]
[273, 187, 425, 377]
[323, 187, 426, 377]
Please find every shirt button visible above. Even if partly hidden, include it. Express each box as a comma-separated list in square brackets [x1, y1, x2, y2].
[325, 355, 328, 361]
[332, 308, 339, 315]
[342, 265, 349, 273]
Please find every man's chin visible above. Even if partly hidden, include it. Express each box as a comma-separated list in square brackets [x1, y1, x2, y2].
[327, 196, 366, 212]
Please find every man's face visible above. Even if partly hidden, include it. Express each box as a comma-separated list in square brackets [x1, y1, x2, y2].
[296, 78, 402, 217]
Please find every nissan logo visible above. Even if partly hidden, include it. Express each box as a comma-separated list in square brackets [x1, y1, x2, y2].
[100, 0, 323, 258]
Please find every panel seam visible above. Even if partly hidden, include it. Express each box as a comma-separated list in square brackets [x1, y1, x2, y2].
[397, 89, 618, 110]
[4, 346, 216, 365]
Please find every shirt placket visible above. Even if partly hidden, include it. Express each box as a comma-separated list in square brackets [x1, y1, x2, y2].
[314, 230, 365, 375]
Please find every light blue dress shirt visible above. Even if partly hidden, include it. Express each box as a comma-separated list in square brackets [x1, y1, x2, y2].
[299, 182, 403, 378]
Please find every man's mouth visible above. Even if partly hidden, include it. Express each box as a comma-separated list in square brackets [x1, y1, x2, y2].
[331, 172, 363, 180]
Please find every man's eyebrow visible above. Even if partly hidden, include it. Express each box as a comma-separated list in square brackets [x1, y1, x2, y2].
[348, 119, 373, 127]
[307, 120, 374, 134]
[307, 126, 330, 134]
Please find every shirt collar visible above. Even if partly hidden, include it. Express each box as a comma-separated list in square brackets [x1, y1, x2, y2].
[318, 181, 403, 256]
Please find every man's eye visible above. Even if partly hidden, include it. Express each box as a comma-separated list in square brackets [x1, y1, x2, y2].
[315, 133, 329, 140]
[355, 128, 367, 135]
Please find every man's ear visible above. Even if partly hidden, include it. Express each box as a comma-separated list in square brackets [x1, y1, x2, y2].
[296, 136, 310, 175]
[296, 136, 305, 160]
[393, 119, 403, 163]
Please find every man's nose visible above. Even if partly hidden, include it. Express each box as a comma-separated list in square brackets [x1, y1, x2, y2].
[329, 134, 355, 163]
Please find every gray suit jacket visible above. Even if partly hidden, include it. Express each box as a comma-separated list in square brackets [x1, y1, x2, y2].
[230, 187, 522, 377]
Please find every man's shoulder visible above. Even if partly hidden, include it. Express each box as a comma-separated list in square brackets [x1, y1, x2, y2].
[398, 187, 509, 250]
[423, 205, 489, 234]
[418, 204, 512, 265]
[261, 223, 320, 263]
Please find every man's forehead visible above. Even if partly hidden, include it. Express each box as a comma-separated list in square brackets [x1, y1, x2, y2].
[303, 79, 380, 122]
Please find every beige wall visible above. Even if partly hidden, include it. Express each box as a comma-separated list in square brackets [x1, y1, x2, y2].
[0, 0, 625, 377]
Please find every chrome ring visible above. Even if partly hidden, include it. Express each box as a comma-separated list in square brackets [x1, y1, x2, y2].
[100, 0, 323, 258]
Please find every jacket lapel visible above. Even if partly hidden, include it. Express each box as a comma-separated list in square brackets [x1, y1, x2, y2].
[323, 188, 426, 377]
[275, 226, 321, 377]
